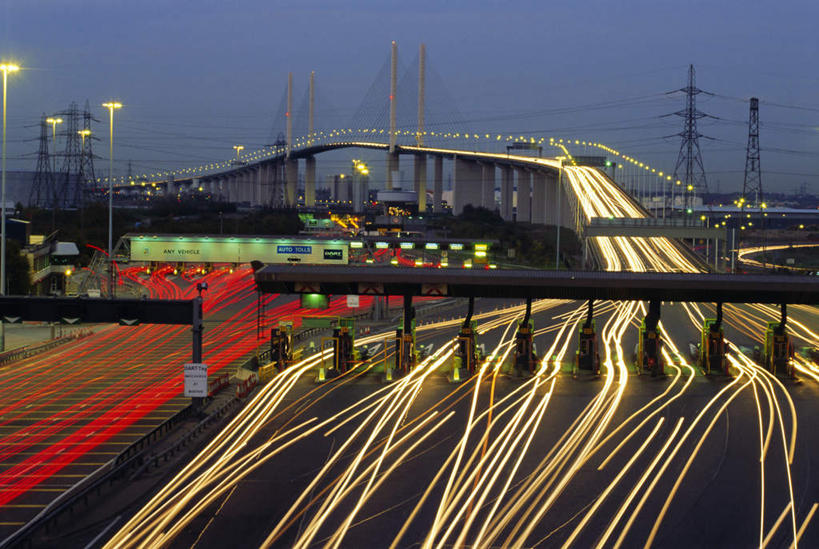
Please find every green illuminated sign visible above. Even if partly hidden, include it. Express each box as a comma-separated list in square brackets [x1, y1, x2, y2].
[300, 294, 329, 309]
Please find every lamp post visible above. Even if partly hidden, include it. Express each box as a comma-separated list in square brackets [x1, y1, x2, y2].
[555, 158, 564, 270]
[102, 102, 122, 297]
[46, 117, 63, 173]
[233, 145, 244, 163]
[78, 128, 90, 149]
[46, 117, 62, 224]
[0, 63, 19, 350]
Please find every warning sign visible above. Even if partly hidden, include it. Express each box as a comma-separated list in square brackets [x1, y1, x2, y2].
[295, 281, 321, 293]
[421, 283, 448, 296]
[358, 283, 385, 295]
[184, 363, 208, 397]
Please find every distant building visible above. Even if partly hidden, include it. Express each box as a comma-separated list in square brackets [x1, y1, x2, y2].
[330, 174, 352, 203]
[24, 234, 79, 295]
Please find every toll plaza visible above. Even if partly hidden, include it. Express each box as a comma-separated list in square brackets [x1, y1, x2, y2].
[253, 265, 819, 381]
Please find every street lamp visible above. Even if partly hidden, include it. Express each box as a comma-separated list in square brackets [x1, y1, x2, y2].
[555, 157, 564, 270]
[233, 145, 244, 163]
[46, 117, 63, 192]
[1, 62, 19, 350]
[102, 101, 122, 297]
[78, 128, 91, 149]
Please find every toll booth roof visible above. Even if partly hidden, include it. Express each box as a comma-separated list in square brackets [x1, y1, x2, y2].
[254, 265, 819, 305]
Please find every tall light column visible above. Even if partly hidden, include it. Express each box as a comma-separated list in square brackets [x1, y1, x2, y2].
[102, 101, 122, 297]
[46, 117, 63, 214]
[1, 62, 19, 350]
[78, 128, 90, 149]
[555, 160, 563, 270]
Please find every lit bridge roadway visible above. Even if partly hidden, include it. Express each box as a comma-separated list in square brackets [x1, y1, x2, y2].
[111, 138, 712, 273]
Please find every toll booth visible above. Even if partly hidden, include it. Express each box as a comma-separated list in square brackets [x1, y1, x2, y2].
[394, 296, 416, 375]
[512, 298, 536, 375]
[455, 320, 478, 374]
[269, 324, 292, 371]
[575, 300, 600, 375]
[576, 320, 600, 375]
[764, 320, 793, 376]
[701, 319, 726, 375]
[514, 319, 536, 375]
[638, 300, 663, 376]
[332, 318, 356, 374]
[451, 297, 478, 381]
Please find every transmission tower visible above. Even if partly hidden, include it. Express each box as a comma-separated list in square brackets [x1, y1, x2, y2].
[30, 115, 54, 208]
[670, 64, 711, 210]
[742, 97, 762, 207]
[58, 102, 83, 209]
[80, 100, 98, 193]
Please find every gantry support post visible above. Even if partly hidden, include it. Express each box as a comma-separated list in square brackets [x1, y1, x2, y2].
[399, 294, 415, 374]
[192, 295, 204, 408]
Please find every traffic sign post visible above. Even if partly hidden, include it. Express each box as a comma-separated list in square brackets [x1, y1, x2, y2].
[191, 296, 205, 407]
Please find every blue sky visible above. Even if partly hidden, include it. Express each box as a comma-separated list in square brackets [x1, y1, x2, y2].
[2, 0, 818, 193]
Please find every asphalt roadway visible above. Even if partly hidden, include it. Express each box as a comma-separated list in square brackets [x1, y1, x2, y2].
[99, 299, 819, 549]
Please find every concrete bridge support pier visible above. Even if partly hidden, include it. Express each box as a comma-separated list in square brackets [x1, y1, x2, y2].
[285, 159, 298, 207]
[516, 168, 531, 223]
[414, 154, 427, 212]
[433, 156, 443, 212]
[500, 166, 514, 221]
[252, 167, 262, 206]
[305, 156, 317, 208]
[531, 172, 547, 224]
[244, 171, 253, 203]
[231, 175, 240, 203]
[386, 152, 399, 191]
[453, 157, 483, 215]
[481, 164, 495, 211]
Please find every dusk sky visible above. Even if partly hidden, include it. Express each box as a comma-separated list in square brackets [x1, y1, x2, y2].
[2, 0, 818, 193]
